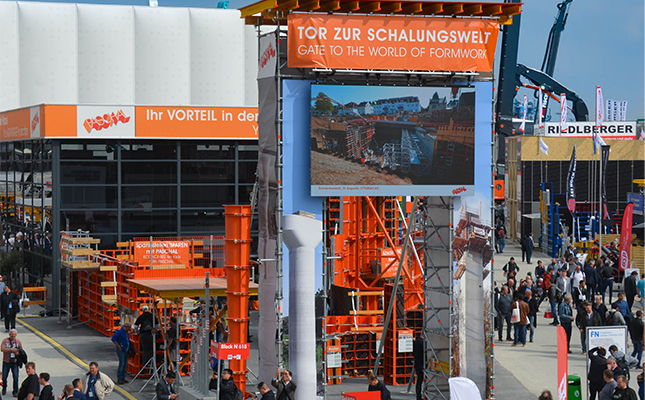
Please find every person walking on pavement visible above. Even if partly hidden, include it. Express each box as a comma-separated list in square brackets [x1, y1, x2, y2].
[608, 303, 627, 326]
[630, 311, 644, 366]
[82, 362, 114, 400]
[521, 235, 528, 263]
[559, 293, 574, 353]
[526, 290, 539, 343]
[1, 328, 22, 396]
[576, 301, 602, 354]
[17, 362, 38, 400]
[556, 270, 571, 300]
[511, 292, 530, 347]
[0, 287, 19, 332]
[600, 369, 617, 400]
[548, 281, 560, 326]
[589, 346, 608, 400]
[600, 262, 616, 304]
[625, 271, 639, 311]
[110, 323, 131, 384]
[617, 293, 634, 325]
[526, 233, 534, 264]
[637, 273, 645, 309]
[496, 286, 513, 341]
[585, 261, 600, 300]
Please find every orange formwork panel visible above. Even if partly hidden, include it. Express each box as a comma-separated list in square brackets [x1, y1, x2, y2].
[224, 205, 252, 394]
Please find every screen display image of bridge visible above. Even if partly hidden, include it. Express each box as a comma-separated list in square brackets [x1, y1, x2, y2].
[310, 84, 476, 196]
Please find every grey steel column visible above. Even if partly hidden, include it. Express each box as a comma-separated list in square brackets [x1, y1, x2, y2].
[51, 140, 61, 310]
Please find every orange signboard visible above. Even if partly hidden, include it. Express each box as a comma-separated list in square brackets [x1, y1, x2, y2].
[133, 240, 191, 267]
[288, 14, 499, 72]
[0, 108, 32, 141]
[136, 106, 258, 139]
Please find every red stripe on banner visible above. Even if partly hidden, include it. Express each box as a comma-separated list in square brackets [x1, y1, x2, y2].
[619, 203, 634, 271]
[557, 325, 568, 400]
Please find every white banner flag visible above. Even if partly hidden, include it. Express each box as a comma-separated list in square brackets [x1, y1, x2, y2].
[597, 134, 607, 147]
[540, 138, 549, 155]
[606, 99, 614, 122]
[640, 128, 645, 140]
[560, 93, 567, 133]
[595, 86, 603, 127]
[538, 88, 544, 129]
[619, 101, 628, 121]
[612, 100, 619, 122]
[519, 94, 527, 133]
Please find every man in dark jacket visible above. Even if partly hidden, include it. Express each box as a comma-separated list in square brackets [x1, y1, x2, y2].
[496, 286, 513, 341]
[413, 333, 424, 400]
[600, 264, 616, 304]
[629, 311, 644, 366]
[367, 373, 391, 400]
[526, 290, 539, 343]
[585, 262, 599, 299]
[611, 375, 638, 400]
[133, 306, 155, 366]
[0, 286, 19, 332]
[155, 371, 177, 400]
[589, 346, 608, 400]
[257, 382, 275, 400]
[271, 368, 296, 400]
[594, 295, 609, 326]
[625, 271, 639, 311]
[210, 369, 237, 400]
[576, 302, 602, 354]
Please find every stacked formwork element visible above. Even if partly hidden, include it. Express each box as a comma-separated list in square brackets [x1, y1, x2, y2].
[345, 122, 375, 160]
[419, 197, 454, 399]
[223, 205, 252, 394]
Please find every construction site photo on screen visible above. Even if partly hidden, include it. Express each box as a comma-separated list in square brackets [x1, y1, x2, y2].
[310, 84, 476, 196]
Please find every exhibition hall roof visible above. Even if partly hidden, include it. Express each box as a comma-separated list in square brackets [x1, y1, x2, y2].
[240, 1, 522, 25]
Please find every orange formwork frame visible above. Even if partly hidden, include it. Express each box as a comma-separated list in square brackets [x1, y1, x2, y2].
[223, 205, 252, 394]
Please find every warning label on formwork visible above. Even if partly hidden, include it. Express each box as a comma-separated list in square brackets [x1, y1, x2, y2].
[133, 241, 190, 266]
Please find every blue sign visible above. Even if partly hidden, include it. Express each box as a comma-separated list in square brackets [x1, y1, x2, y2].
[627, 193, 644, 215]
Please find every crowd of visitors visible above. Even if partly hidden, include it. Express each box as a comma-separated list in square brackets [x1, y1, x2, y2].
[496, 239, 645, 400]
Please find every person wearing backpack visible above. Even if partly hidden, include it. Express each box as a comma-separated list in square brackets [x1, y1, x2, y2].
[134, 306, 155, 366]
[609, 345, 639, 381]
[607, 303, 627, 326]
[211, 369, 241, 400]
[496, 223, 506, 254]
[272, 368, 296, 400]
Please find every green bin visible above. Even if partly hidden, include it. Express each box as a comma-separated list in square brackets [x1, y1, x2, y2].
[568, 375, 582, 400]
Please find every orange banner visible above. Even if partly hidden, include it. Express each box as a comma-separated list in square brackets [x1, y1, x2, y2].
[288, 14, 499, 72]
[136, 106, 258, 139]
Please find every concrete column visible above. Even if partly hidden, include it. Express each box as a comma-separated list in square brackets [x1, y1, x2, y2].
[283, 212, 322, 400]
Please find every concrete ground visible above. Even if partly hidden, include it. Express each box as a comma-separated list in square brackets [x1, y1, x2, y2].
[12, 241, 629, 400]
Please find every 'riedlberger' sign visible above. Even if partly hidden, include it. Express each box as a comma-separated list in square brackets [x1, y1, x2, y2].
[288, 15, 499, 72]
[545, 121, 636, 139]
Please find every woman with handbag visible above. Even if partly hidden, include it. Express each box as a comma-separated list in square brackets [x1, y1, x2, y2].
[511, 292, 530, 347]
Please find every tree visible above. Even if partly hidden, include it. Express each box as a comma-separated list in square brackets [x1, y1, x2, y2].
[314, 92, 334, 114]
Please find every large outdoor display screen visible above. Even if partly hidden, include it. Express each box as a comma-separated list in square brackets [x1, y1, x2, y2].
[310, 84, 476, 196]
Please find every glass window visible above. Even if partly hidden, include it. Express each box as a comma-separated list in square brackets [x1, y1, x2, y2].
[181, 161, 234, 183]
[60, 210, 118, 233]
[181, 185, 235, 208]
[61, 186, 118, 208]
[121, 141, 177, 160]
[181, 209, 225, 233]
[122, 186, 177, 209]
[238, 162, 257, 184]
[60, 141, 118, 160]
[238, 143, 258, 160]
[122, 162, 177, 184]
[61, 162, 118, 185]
[181, 142, 235, 160]
[122, 210, 177, 234]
